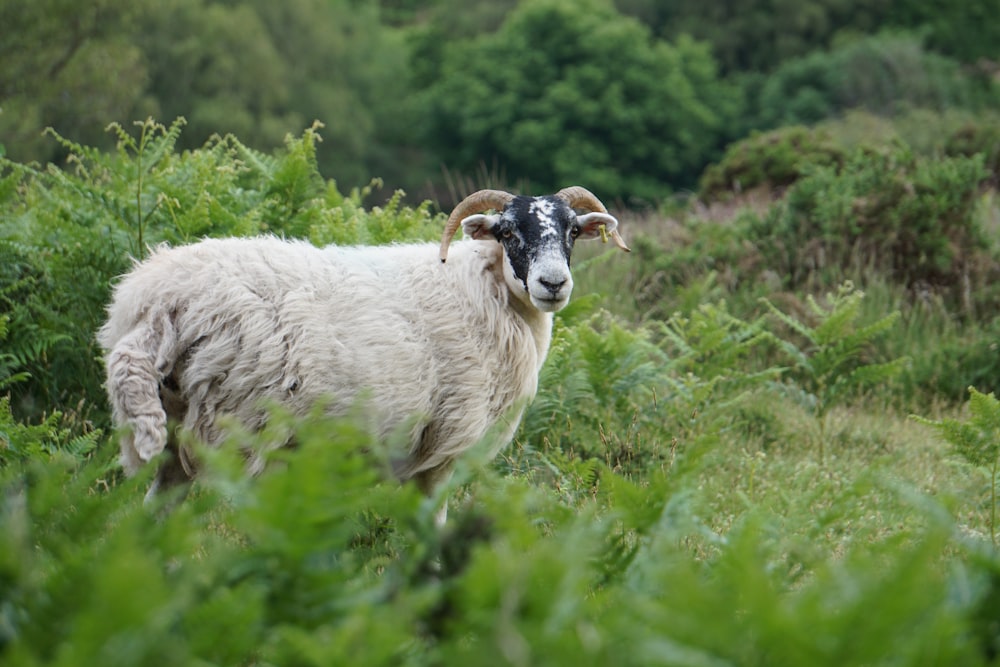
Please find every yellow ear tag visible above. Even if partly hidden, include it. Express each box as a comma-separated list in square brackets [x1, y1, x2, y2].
[599, 224, 609, 244]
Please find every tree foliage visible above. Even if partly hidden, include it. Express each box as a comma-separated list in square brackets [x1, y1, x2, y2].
[616, 0, 1000, 73]
[0, 0, 413, 191]
[0, 0, 152, 162]
[136, 0, 411, 188]
[619, 0, 890, 74]
[751, 32, 999, 131]
[1, 0, 998, 201]
[418, 0, 740, 202]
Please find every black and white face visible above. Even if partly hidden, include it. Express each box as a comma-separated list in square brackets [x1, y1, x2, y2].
[461, 195, 619, 312]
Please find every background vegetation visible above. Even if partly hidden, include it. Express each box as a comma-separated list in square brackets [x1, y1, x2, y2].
[3, 0, 1000, 664]
[4, 0, 998, 204]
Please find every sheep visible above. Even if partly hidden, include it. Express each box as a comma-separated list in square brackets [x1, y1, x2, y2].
[99, 186, 629, 517]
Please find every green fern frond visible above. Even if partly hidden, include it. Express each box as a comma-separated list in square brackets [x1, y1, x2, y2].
[838, 357, 910, 396]
[846, 310, 901, 347]
[42, 127, 109, 169]
[61, 431, 101, 459]
[232, 135, 279, 179]
[968, 388, 1000, 441]
[760, 295, 817, 342]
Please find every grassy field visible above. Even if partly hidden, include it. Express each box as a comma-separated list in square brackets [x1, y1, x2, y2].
[554, 209, 996, 544]
[2, 122, 1000, 665]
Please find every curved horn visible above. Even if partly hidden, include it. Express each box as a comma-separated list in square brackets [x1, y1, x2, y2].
[556, 186, 630, 252]
[439, 189, 516, 262]
[556, 185, 609, 213]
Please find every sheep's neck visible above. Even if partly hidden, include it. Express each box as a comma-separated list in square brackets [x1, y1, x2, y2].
[486, 242, 554, 370]
[506, 286, 553, 370]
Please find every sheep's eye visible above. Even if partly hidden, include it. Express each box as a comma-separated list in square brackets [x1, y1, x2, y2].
[570, 225, 581, 239]
[501, 229, 514, 240]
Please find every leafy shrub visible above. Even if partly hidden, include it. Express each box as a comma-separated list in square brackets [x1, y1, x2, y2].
[0, 237, 115, 422]
[517, 308, 672, 480]
[945, 114, 1000, 186]
[895, 313, 1000, 403]
[814, 108, 994, 161]
[0, 317, 28, 391]
[751, 144, 990, 297]
[698, 125, 846, 201]
[0, 314, 101, 466]
[307, 182, 441, 247]
[657, 298, 773, 374]
[622, 219, 773, 325]
[517, 299, 776, 482]
[0, 396, 101, 467]
[0, 416, 425, 666]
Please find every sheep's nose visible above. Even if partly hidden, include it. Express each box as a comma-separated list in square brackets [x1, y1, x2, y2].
[538, 277, 567, 293]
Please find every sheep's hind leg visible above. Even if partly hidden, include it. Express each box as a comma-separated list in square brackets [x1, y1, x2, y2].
[105, 310, 178, 473]
[106, 345, 169, 473]
[143, 448, 192, 505]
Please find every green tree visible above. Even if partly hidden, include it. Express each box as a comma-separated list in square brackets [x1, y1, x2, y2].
[616, 0, 1000, 74]
[407, 0, 518, 90]
[243, 0, 417, 189]
[419, 0, 740, 202]
[618, 0, 894, 74]
[752, 32, 997, 130]
[0, 0, 152, 163]
[136, 0, 300, 155]
[888, 0, 1000, 64]
[0, 0, 418, 193]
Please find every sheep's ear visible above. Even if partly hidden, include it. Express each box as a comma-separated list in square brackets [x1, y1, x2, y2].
[575, 212, 619, 240]
[462, 214, 501, 240]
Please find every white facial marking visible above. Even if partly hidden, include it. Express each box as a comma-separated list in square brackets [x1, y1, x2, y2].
[529, 198, 559, 239]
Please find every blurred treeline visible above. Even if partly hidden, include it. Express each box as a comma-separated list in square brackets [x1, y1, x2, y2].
[2, 0, 998, 204]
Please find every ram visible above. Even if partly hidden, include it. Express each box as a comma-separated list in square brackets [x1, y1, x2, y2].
[99, 186, 628, 518]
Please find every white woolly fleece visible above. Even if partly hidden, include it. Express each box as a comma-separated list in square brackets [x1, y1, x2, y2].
[98, 236, 553, 492]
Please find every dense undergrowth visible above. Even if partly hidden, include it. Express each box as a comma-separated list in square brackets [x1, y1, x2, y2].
[3, 119, 1000, 664]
